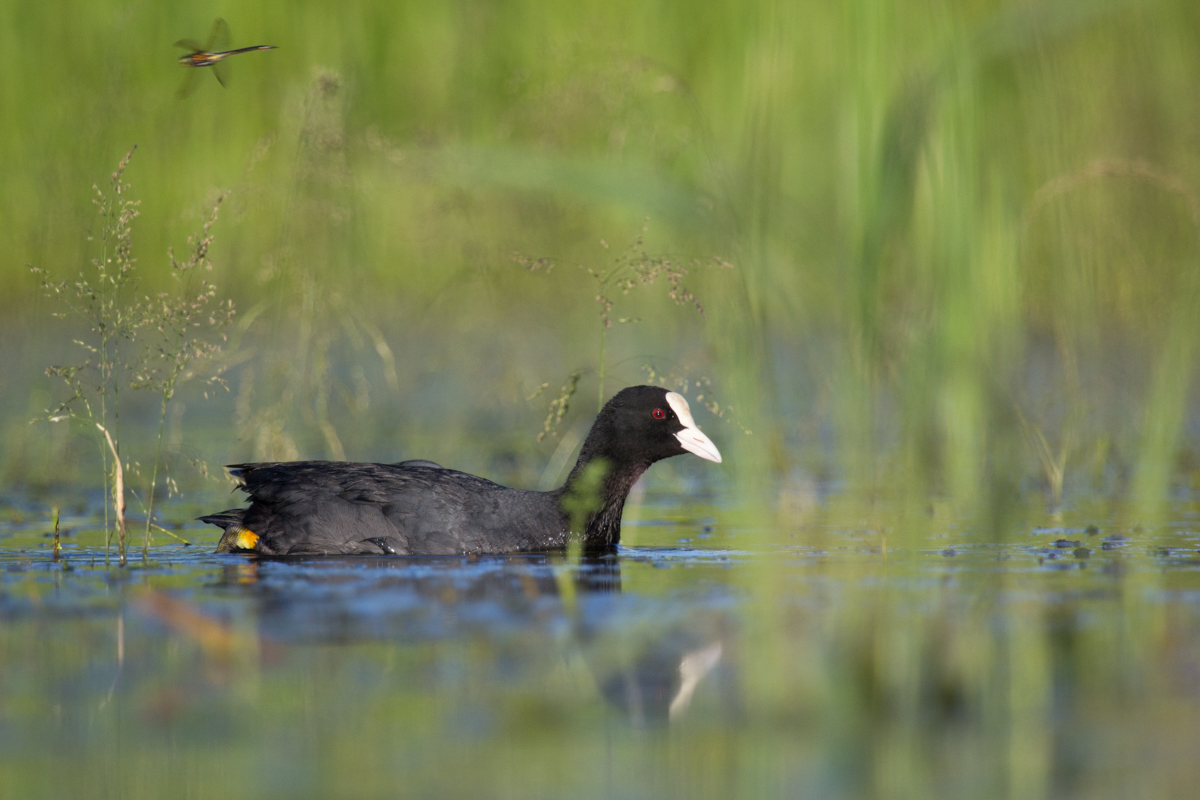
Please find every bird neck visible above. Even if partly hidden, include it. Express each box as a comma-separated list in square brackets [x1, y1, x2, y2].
[559, 437, 647, 550]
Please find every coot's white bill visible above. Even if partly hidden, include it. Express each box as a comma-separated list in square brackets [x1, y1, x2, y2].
[666, 392, 722, 463]
[674, 426, 722, 463]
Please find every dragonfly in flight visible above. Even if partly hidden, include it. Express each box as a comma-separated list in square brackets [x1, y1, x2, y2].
[176, 18, 276, 97]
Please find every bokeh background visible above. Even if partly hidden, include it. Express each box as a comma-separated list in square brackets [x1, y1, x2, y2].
[3, 0, 1198, 523]
[5, 3, 1200, 799]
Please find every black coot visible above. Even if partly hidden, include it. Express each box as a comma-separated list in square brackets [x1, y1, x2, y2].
[202, 385, 722, 555]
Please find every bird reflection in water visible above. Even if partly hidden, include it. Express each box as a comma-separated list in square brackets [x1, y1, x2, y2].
[215, 551, 733, 725]
[574, 554, 731, 725]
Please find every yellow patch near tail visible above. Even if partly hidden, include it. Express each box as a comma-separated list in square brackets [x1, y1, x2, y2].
[234, 526, 259, 550]
[216, 524, 259, 553]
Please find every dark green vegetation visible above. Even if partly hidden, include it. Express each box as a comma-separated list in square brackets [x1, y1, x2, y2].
[4, 0, 1200, 797]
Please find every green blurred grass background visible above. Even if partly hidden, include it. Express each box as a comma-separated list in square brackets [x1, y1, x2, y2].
[4, 0, 1200, 531]
[5, 5, 1200, 795]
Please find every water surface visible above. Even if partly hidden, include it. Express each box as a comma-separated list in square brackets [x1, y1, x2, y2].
[3, 489, 1200, 799]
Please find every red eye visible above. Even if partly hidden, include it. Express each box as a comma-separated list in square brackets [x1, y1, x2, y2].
[652, 408, 665, 419]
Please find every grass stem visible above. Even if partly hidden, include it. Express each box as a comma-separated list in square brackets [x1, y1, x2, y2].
[597, 324, 606, 412]
[96, 423, 127, 566]
[51, 506, 60, 562]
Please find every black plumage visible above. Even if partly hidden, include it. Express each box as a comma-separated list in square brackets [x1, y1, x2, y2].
[202, 385, 723, 555]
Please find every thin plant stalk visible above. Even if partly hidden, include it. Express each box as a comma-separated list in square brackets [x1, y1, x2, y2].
[141, 284, 193, 558]
[135, 194, 232, 556]
[96, 183, 114, 560]
[143, 390, 170, 556]
[37, 146, 140, 562]
[597, 325, 606, 412]
[34, 147, 234, 563]
[97, 148, 137, 561]
[97, 423, 127, 565]
[142, 270, 192, 557]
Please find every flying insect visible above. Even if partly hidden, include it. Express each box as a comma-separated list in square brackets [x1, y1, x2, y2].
[176, 18, 275, 98]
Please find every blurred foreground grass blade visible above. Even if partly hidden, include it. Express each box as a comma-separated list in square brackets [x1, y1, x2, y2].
[845, 0, 1147, 517]
[856, 74, 936, 365]
[857, 0, 1134, 366]
[971, 0, 1137, 64]
[1133, 245, 1200, 520]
